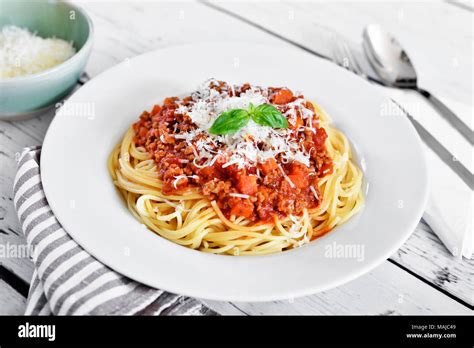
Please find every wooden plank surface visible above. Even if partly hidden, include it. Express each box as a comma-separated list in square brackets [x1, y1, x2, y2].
[0, 0, 472, 314]
[203, 262, 472, 315]
[0, 279, 27, 315]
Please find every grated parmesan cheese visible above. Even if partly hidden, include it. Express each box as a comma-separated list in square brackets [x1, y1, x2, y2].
[278, 164, 295, 188]
[229, 193, 250, 199]
[172, 175, 199, 189]
[0, 25, 76, 78]
[173, 79, 318, 170]
[310, 185, 319, 200]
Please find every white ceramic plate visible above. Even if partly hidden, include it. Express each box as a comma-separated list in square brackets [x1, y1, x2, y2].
[41, 43, 428, 302]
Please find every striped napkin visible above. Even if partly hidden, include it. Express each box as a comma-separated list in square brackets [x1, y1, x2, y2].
[14, 147, 215, 315]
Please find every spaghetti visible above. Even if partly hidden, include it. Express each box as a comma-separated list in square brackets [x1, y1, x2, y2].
[108, 80, 364, 255]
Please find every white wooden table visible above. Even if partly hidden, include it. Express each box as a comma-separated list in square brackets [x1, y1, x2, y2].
[0, 0, 472, 315]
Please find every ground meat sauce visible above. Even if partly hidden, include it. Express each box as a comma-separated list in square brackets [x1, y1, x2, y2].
[133, 81, 333, 222]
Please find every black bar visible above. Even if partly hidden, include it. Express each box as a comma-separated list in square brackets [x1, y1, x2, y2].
[0, 316, 472, 345]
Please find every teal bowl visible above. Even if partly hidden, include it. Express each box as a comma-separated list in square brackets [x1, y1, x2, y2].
[0, 0, 93, 120]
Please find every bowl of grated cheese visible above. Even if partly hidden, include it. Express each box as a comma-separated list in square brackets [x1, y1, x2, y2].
[0, 0, 93, 120]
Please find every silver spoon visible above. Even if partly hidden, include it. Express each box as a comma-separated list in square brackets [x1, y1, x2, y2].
[363, 24, 473, 145]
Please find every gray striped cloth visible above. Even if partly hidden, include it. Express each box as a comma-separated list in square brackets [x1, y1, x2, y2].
[14, 146, 215, 315]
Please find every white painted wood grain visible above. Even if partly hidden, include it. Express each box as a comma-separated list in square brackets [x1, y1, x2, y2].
[392, 220, 474, 306]
[79, 0, 284, 76]
[203, 261, 472, 315]
[0, 279, 27, 315]
[0, 0, 471, 314]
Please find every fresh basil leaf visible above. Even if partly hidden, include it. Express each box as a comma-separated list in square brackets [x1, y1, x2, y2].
[248, 102, 255, 114]
[209, 109, 250, 135]
[252, 104, 289, 129]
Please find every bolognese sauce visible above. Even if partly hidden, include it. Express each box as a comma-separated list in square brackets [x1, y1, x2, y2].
[133, 80, 333, 222]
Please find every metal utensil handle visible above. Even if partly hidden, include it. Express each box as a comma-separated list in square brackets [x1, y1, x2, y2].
[417, 88, 474, 145]
[391, 99, 474, 190]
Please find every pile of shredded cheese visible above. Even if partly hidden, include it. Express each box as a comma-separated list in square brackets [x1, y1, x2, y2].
[175, 79, 318, 169]
[0, 25, 76, 78]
